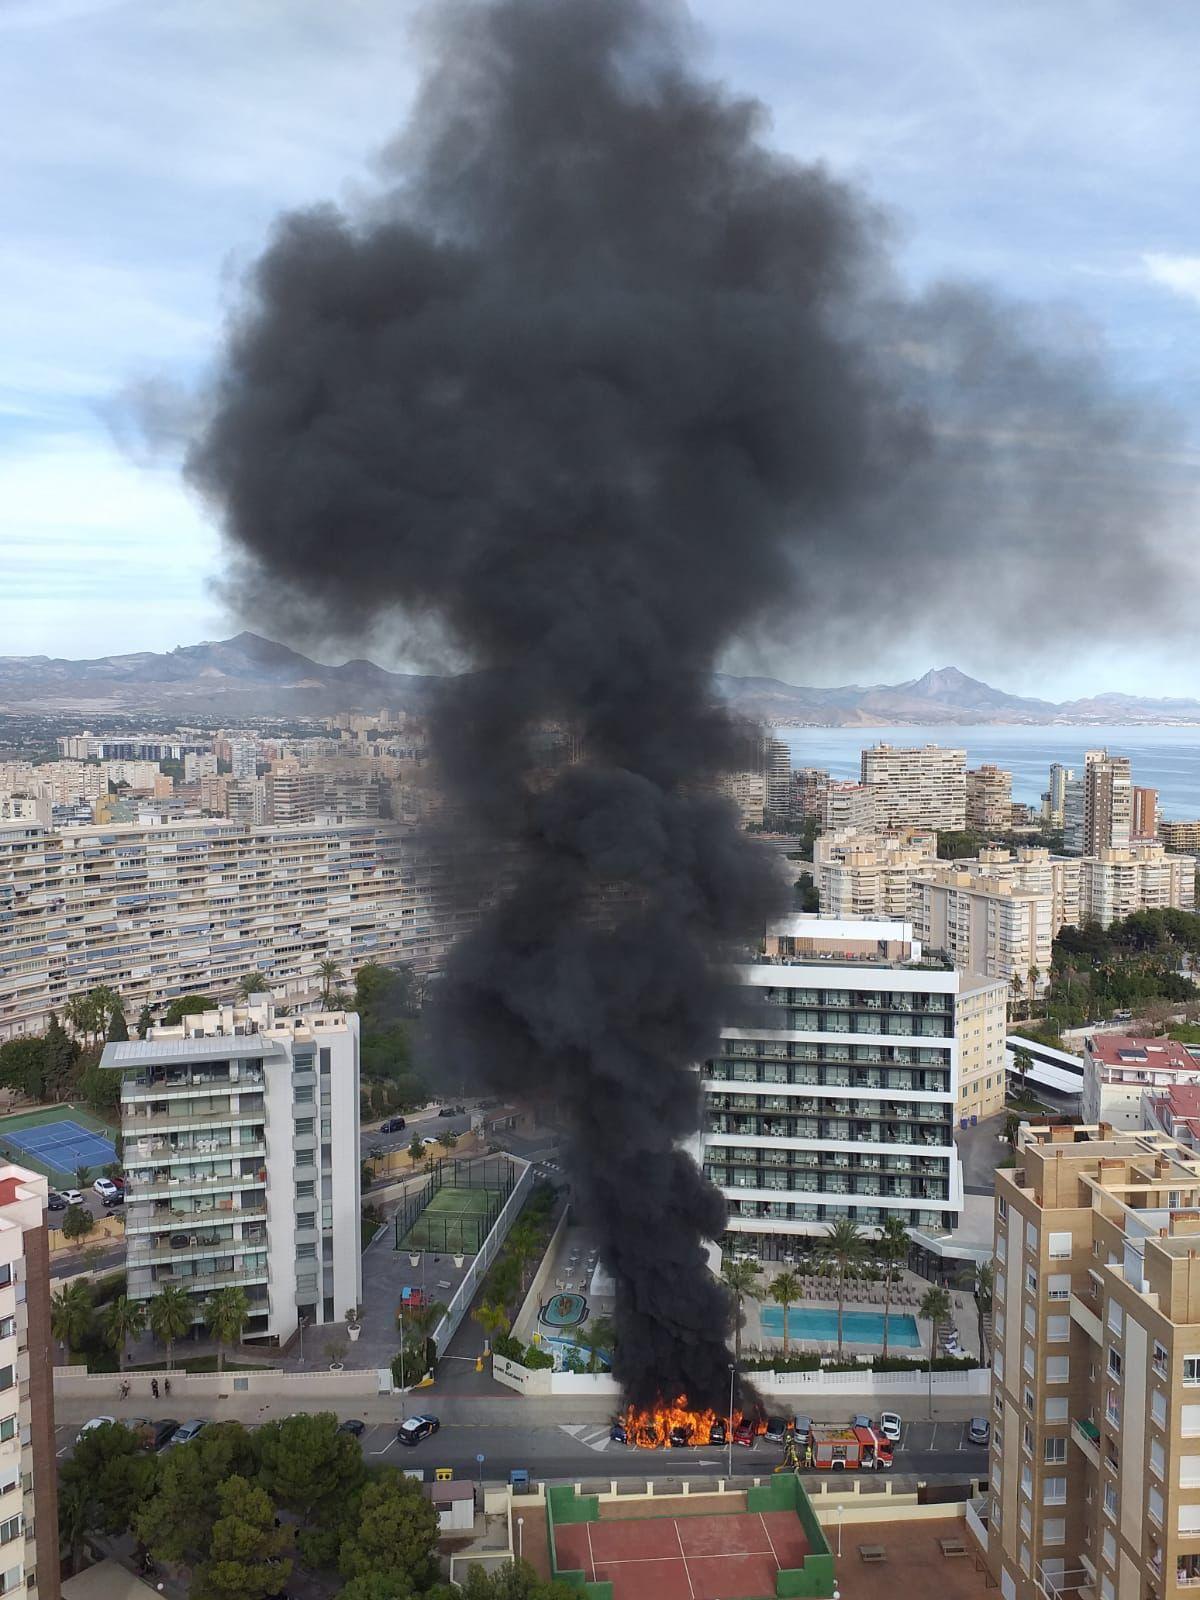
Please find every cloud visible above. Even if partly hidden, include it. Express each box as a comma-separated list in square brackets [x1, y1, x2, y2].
[1142, 253, 1200, 308]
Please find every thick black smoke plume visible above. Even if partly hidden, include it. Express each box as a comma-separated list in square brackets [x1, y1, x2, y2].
[190, 0, 1188, 1408]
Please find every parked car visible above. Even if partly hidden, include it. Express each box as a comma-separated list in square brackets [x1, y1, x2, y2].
[167, 1419, 208, 1448]
[338, 1419, 365, 1437]
[879, 1412, 902, 1443]
[708, 1419, 727, 1446]
[851, 1414, 873, 1430]
[609, 1419, 629, 1445]
[793, 1415, 813, 1442]
[380, 1117, 406, 1133]
[61, 1190, 84, 1207]
[968, 1417, 991, 1446]
[397, 1414, 440, 1446]
[46, 1191, 67, 1212]
[111, 1174, 126, 1191]
[733, 1418, 758, 1448]
[102, 1190, 124, 1208]
[92, 1178, 118, 1199]
[764, 1415, 794, 1444]
[437, 1104, 465, 1117]
[76, 1417, 116, 1442]
[149, 1419, 181, 1451]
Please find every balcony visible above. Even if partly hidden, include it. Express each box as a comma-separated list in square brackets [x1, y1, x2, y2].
[124, 1201, 266, 1236]
[132, 1262, 269, 1295]
[130, 1228, 267, 1267]
[1071, 1418, 1100, 1468]
[126, 1168, 267, 1203]
[1070, 1295, 1102, 1344]
[124, 1105, 263, 1133]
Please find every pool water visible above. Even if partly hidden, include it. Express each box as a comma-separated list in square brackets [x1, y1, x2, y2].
[760, 1306, 921, 1348]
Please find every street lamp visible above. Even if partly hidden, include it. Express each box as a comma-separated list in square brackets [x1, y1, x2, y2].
[298, 1314, 309, 1364]
[727, 1363, 735, 1481]
[476, 1452, 486, 1491]
[836, 1503, 843, 1559]
[517, 1516, 524, 1561]
[398, 1314, 407, 1419]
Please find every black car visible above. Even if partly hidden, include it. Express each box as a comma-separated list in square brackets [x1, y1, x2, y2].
[708, 1420, 727, 1447]
[397, 1414, 439, 1446]
[668, 1424, 693, 1448]
[338, 1419, 365, 1437]
[380, 1117, 406, 1133]
[609, 1419, 629, 1445]
[103, 1190, 124, 1208]
[149, 1419, 181, 1451]
[47, 1192, 67, 1211]
[437, 1104, 465, 1117]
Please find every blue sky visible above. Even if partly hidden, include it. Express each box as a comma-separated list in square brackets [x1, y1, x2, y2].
[2, 0, 1198, 696]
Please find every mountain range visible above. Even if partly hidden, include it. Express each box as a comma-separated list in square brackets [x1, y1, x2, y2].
[0, 635, 1196, 724]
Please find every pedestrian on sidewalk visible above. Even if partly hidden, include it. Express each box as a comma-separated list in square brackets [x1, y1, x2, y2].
[151, 1378, 159, 1400]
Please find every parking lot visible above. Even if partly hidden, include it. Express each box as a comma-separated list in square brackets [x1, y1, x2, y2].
[893, 1419, 981, 1455]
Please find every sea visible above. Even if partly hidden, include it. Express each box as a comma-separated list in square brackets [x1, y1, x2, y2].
[772, 724, 1200, 822]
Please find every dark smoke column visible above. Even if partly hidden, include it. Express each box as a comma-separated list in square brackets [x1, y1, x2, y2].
[191, 0, 1183, 1409]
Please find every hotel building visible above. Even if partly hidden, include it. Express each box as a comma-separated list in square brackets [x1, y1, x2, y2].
[860, 744, 967, 831]
[101, 997, 361, 1341]
[986, 1122, 1200, 1600]
[0, 817, 474, 1042]
[699, 917, 1006, 1250]
[0, 1165, 59, 1600]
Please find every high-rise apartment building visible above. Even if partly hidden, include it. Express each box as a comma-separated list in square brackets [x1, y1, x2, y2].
[1065, 750, 1133, 856]
[230, 739, 258, 780]
[912, 863, 1054, 996]
[1044, 764, 1075, 830]
[967, 765, 1014, 831]
[1081, 844, 1195, 927]
[860, 744, 967, 830]
[103, 997, 361, 1340]
[792, 768, 830, 822]
[1133, 788, 1160, 841]
[264, 766, 322, 824]
[814, 827, 937, 920]
[822, 781, 878, 833]
[761, 739, 793, 828]
[0, 818, 473, 1042]
[718, 773, 767, 830]
[1161, 821, 1200, 857]
[698, 917, 1004, 1248]
[986, 1121, 1200, 1600]
[0, 1165, 60, 1600]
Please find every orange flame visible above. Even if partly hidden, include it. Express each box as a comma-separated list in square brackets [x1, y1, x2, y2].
[619, 1395, 765, 1449]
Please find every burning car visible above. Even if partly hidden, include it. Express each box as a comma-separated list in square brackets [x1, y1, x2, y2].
[733, 1417, 758, 1448]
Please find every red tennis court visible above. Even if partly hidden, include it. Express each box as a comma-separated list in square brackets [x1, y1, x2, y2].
[553, 1508, 810, 1600]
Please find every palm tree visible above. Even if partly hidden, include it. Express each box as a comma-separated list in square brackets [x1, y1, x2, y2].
[74, 1165, 91, 1191]
[1010, 972, 1024, 1020]
[204, 1286, 250, 1373]
[507, 1220, 542, 1292]
[147, 1284, 194, 1370]
[876, 1217, 911, 1359]
[398, 1299, 449, 1379]
[817, 1218, 867, 1361]
[472, 1300, 510, 1355]
[766, 1270, 802, 1358]
[50, 1281, 93, 1362]
[58, 1478, 93, 1577]
[974, 1261, 994, 1365]
[918, 1284, 953, 1417]
[317, 957, 343, 1008]
[721, 1258, 762, 1365]
[102, 1294, 146, 1368]
[237, 971, 271, 1001]
[579, 1315, 616, 1373]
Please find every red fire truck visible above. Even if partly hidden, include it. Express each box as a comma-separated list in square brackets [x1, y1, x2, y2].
[807, 1424, 893, 1471]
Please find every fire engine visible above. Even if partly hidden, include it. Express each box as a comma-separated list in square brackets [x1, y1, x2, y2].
[803, 1423, 893, 1471]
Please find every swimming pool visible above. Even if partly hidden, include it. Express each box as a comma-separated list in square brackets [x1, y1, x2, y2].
[760, 1306, 921, 1348]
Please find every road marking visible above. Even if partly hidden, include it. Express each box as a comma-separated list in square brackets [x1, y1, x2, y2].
[675, 1519, 696, 1599]
[371, 1435, 396, 1455]
[559, 1424, 611, 1452]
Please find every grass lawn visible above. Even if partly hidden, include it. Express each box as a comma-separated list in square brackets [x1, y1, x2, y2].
[397, 1184, 500, 1253]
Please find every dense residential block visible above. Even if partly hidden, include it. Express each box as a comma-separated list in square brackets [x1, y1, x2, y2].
[860, 743, 967, 831]
[988, 1123, 1200, 1600]
[101, 997, 361, 1342]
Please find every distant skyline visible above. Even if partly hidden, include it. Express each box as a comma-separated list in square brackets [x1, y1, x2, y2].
[3, 0, 1199, 697]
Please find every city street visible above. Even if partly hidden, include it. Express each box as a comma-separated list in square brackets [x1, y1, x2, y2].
[360, 1105, 472, 1158]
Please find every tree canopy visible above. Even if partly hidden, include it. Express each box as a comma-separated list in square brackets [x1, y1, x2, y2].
[192, 1476, 293, 1600]
[338, 1469, 440, 1588]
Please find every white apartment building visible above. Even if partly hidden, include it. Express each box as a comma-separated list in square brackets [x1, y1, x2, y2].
[230, 739, 258, 780]
[813, 827, 937, 920]
[699, 917, 994, 1249]
[1082, 844, 1196, 927]
[102, 997, 361, 1341]
[1043, 763, 1074, 829]
[1082, 1034, 1200, 1129]
[1065, 749, 1133, 856]
[822, 781, 878, 832]
[718, 772, 767, 830]
[0, 1165, 59, 1600]
[0, 817, 474, 1041]
[860, 743, 967, 830]
[912, 863, 1054, 996]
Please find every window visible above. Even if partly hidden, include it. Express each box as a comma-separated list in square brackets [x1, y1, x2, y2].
[1048, 1273, 1071, 1300]
[1103, 1483, 1118, 1520]
[1026, 1267, 1039, 1295]
[1105, 1393, 1121, 1428]
[296, 1243, 317, 1261]
[1023, 1421, 1033, 1455]
[1044, 1477, 1067, 1505]
[295, 1180, 315, 1199]
[1048, 1231, 1072, 1259]
[997, 1232, 1007, 1263]
[0, 1420, 12, 1445]
[1021, 1463, 1033, 1500]
[1150, 1439, 1165, 1479]
[0, 1370, 11, 1395]
[1043, 1518, 1065, 1547]
[1020, 1503, 1032, 1536]
[1107, 1348, 1123, 1380]
[1102, 1531, 1116, 1568]
[0, 1320, 12, 1341]
[994, 1390, 1004, 1418]
[1047, 1315, 1070, 1343]
[0, 1521, 17, 1548]
[0, 1268, 10, 1291]
[294, 1084, 314, 1104]
[1020, 1546, 1032, 1579]
[1185, 1356, 1200, 1386]
[1024, 1345, 1035, 1377]
[998, 1195, 1008, 1220]
[1044, 1436, 1066, 1463]
[296, 1212, 315, 1231]
[1100, 1579, 1114, 1600]
[1026, 1220, 1038, 1250]
[1045, 1397, 1068, 1423]
[294, 1117, 314, 1137]
[995, 1349, 1004, 1382]
[1181, 1456, 1200, 1488]
[1046, 1356, 1069, 1383]
[1154, 1391, 1169, 1427]
[1181, 1506, 1200, 1536]
[1154, 1340, 1169, 1378]
[1107, 1301, 1124, 1336]
[1024, 1304, 1036, 1336]
[319, 1048, 331, 1074]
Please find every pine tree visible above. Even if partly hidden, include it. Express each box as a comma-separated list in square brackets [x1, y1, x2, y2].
[136, 1005, 153, 1039]
[106, 1005, 129, 1043]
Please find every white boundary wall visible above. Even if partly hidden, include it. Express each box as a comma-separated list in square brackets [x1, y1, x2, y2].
[490, 1355, 988, 1399]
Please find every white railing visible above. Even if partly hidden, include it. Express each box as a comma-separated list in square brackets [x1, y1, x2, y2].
[965, 1497, 988, 1552]
[429, 1159, 533, 1358]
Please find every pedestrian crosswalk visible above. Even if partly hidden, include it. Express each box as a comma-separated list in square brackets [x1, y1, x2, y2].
[559, 1422, 613, 1452]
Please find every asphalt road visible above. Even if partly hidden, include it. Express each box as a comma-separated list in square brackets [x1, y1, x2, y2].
[54, 1412, 986, 1487]
[360, 1106, 473, 1158]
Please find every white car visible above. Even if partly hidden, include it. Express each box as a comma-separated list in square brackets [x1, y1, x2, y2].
[879, 1412, 902, 1442]
[92, 1178, 118, 1199]
[76, 1417, 116, 1442]
[61, 1190, 84, 1207]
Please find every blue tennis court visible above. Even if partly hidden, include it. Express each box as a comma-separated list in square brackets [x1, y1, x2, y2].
[2, 1119, 116, 1177]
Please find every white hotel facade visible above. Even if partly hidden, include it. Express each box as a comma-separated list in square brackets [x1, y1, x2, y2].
[699, 918, 1005, 1251]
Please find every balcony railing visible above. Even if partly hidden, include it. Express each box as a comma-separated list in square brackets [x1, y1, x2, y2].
[126, 1169, 267, 1202]
[124, 1202, 266, 1235]
[124, 1105, 263, 1132]
[131, 1263, 269, 1295]
[1071, 1418, 1100, 1468]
